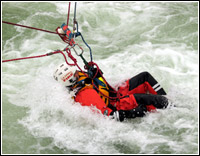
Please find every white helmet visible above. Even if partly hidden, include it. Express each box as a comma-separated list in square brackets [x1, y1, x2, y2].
[53, 62, 77, 87]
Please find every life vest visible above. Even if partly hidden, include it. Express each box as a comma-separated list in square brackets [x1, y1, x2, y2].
[72, 71, 110, 106]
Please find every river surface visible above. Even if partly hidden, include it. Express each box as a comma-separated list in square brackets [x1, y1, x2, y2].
[2, 2, 199, 154]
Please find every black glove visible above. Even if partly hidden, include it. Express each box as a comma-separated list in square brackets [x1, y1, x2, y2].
[88, 67, 103, 78]
[109, 104, 147, 122]
[109, 110, 136, 122]
[84, 78, 92, 84]
[130, 104, 147, 117]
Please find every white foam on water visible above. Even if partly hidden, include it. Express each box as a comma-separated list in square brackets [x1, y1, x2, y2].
[2, 1, 198, 154]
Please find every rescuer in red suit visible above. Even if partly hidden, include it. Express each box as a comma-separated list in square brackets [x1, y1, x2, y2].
[54, 62, 168, 122]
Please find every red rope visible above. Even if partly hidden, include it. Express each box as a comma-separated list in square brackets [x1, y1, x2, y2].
[2, 54, 48, 63]
[2, 50, 75, 66]
[2, 21, 58, 35]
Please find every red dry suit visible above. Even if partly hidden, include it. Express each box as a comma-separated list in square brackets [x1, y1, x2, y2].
[73, 71, 113, 116]
[115, 71, 167, 112]
[72, 70, 168, 117]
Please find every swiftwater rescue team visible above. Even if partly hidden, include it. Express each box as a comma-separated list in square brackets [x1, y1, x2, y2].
[54, 27, 169, 122]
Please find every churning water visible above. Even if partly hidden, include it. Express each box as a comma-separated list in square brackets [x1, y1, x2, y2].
[2, 2, 199, 154]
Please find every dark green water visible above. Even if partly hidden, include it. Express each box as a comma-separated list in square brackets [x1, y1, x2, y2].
[2, 2, 199, 154]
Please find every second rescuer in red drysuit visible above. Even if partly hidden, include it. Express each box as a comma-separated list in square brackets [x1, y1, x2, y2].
[54, 62, 168, 121]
